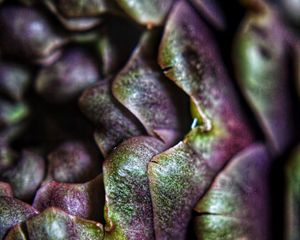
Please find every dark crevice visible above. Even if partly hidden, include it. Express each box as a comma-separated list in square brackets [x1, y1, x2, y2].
[162, 66, 173, 73]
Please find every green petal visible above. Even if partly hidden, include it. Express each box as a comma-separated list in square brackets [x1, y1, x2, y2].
[0, 61, 31, 101]
[285, 146, 300, 240]
[103, 136, 165, 240]
[80, 81, 144, 156]
[1, 150, 45, 201]
[150, 1, 254, 238]
[26, 207, 104, 240]
[148, 141, 215, 239]
[115, 0, 174, 27]
[5, 225, 27, 240]
[113, 31, 183, 147]
[0, 99, 29, 127]
[233, 6, 295, 153]
[194, 144, 270, 239]
[54, 0, 119, 18]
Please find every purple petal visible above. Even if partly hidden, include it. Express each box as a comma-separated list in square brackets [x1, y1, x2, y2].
[1, 150, 45, 201]
[0, 196, 38, 238]
[36, 48, 100, 102]
[79, 81, 145, 156]
[46, 141, 101, 183]
[103, 136, 165, 240]
[233, 7, 295, 153]
[194, 144, 271, 239]
[33, 175, 104, 221]
[113, 31, 184, 147]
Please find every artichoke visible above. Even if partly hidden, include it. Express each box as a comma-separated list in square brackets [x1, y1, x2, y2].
[0, 0, 299, 239]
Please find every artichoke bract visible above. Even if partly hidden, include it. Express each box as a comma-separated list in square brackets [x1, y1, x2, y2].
[233, 3, 296, 153]
[0, 0, 299, 239]
[285, 146, 300, 240]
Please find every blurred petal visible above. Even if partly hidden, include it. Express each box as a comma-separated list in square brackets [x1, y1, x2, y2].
[0, 99, 29, 128]
[46, 141, 101, 183]
[233, 6, 295, 153]
[190, 0, 226, 30]
[4, 225, 27, 240]
[0, 61, 31, 101]
[1, 150, 45, 201]
[0, 182, 12, 197]
[44, 0, 101, 31]
[0, 5, 67, 62]
[194, 143, 271, 239]
[36, 48, 99, 102]
[50, 0, 119, 18]
[285, 146, 300, 240]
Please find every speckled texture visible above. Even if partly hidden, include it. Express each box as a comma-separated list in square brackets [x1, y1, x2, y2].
[190, 0, 226, 30]
[103, 136, 165, 240]
[113, 31, 183, 147]
[0, 61, 31, 101]
[285, 146, 300, 240]
[1, 150, 45, 201]
[149, 1, 254, 239]
[25, 207, 104, 240]
[0, 182, 13, 197]
[33, 175, 104, 222]
[115, 0, 175, 27]
[36, 48, 99, 102]
[194, 144, 270, 239]
[158, 1, 253, 151]
[0, 196, 38, 238]
[46, 141, 101, 183]
[80, 81, 144, 156]
[0, 5, 66, 62]
[233, 7, 295, 153]
[148, 141, 215, 240]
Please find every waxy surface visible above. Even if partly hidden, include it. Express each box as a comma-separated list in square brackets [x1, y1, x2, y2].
[194, 144, 270, 239]
[1, 150, 45, 201]
[80, 81, 144, 156]
[150, 1, 254, 239]
[19, 208, 104, 240]
[33, 175, 104, 222]
[115, 0, 174, 27]
[0, 196, 38, 238]
[113, 31, 182, 147]
[46, 141, 101, 183]
[233, 7, 295, 153]
[103, 136, 165, 240]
